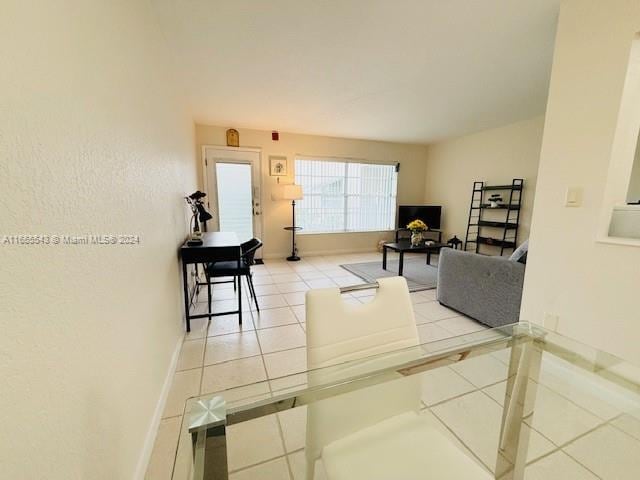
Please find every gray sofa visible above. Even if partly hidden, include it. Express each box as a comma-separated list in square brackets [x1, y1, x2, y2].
[436, 244, 527, 328]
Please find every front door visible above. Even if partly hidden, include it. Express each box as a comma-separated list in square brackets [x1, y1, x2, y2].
[203, 146, 262, 250]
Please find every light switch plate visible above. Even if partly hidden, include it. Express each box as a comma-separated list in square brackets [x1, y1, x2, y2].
[565, 187, 583, 207]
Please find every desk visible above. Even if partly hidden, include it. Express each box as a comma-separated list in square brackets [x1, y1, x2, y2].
[180, 232, 241, 332]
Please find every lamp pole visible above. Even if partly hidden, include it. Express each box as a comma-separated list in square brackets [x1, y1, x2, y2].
[287, 199, 300, 261]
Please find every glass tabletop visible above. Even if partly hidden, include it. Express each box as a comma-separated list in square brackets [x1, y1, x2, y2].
[175, 323, 640, 480]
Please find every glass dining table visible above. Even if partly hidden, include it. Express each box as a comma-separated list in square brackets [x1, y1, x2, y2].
[173, 323, 640, 480]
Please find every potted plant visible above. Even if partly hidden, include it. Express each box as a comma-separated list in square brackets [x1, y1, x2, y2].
[407, 219, 428, 246]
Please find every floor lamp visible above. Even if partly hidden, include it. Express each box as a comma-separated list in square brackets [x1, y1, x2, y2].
[273, 183, 304, 261]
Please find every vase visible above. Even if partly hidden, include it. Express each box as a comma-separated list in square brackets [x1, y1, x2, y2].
[411, 232, 423, 246]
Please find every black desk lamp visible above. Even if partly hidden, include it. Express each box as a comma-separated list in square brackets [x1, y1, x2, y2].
[185, 191, 213, 246]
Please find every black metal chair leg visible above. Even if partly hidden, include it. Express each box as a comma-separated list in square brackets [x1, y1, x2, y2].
[248, 274, 259, 312]
[237, 275, 242, 325]
[233, 276, 237, 292]
[207, 277, 212, 321]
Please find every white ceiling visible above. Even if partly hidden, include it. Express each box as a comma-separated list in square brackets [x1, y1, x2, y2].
[152, 0, 560, 144]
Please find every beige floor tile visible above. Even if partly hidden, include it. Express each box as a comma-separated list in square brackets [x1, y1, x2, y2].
[283, 291, 307, 306]
[356, 294, 376, 304]
[253, 275, 275, 285]
[208, 314, 254, 337]
[305, 278, 337, 289]
[291, 305, 306, 322]
[257, 324, 306, 354]
[331, 275, 364, 287]
[208, 382, 273, 408]
[416, 322, 456, 344]
[184, 317, 208, 341]
[436, 316, 487, 336]
[297, 270, 328, 280]
[413, 301, 460, 322]
[252, 306, 298, 329]
[163, 369, 202, 418]
[264, 348, 307, 379]
[204, 331, 261, 365]
[253, 284, 281, 296]
[270, 373, 309, 395]
[564, 424, 640, 479]
[227, 414, 286, 471]
[432, 391, 555, 474]
[411, 289, 438, 303]
[288, 450, 329, 480]
[524, 451, 598, 480]
[266, 264, 295, 274]
[290, 263, 318, 273]
[420, 366, 476, 406]
[527, 383, 603, 445]
[252, 294, 288, 310]
[611, 413, 640, 441]
[450, 353, 508, 388]
[277, 282, 310, 293]
[278, 406, 307, 452]
[209, 298, 251, 314]
[201, 356, 267, 393]
[145, 416, 181, 480]
[230, 457, 291, 480]
[176, 339, 205, 371]
[272, 273, 303, 283]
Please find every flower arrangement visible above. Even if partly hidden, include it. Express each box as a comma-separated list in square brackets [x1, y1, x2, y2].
[407, 219, 428, 233]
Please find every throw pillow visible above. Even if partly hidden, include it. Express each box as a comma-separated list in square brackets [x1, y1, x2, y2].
[509, 240, 529, 264]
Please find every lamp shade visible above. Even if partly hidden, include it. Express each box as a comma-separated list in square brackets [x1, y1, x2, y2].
[272, 184, 303, 201]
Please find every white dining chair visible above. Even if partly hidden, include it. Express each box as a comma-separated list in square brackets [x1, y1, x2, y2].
[304, 276, 493, 480]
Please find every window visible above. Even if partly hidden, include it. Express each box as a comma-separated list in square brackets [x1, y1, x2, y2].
[295, 157, 398, 233]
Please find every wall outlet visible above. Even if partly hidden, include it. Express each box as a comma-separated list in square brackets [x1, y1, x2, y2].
[543, 312, 559, 331]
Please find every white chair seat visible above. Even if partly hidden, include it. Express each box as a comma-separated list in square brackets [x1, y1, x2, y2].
[321, 411, 493, 480]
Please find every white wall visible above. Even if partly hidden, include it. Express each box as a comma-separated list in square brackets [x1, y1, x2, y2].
[424, 116, 545, 246]
[196, 125, 429, 258]
[521, 0, 640, 364]
[0, 2, 196, 479]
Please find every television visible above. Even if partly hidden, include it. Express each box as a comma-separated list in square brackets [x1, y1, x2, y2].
[397, 205, 441, 230]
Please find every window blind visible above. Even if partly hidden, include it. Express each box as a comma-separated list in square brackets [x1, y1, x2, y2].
[295, 158, 398, 233]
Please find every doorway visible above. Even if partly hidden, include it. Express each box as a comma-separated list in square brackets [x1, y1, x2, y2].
[202, 146, 262, 249]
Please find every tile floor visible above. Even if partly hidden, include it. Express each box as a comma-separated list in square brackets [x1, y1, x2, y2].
[146, 252, 640, 480]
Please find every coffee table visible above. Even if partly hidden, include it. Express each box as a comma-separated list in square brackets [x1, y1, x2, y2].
[382, 239, 449, 275]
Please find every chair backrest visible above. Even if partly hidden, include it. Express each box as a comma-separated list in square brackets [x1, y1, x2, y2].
[303, 277, 421, 478]
[306, 276, 419, 368]
[241, 238, 262, 265]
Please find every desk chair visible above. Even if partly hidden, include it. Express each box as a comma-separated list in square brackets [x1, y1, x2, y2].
[304, 277, 492, 480]
[204, 238, 262, 323]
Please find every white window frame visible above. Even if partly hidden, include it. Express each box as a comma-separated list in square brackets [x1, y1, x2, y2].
[294, 156, 399, 234]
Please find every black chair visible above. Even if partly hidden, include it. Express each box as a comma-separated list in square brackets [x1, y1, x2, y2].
[204, 238, 262, 324]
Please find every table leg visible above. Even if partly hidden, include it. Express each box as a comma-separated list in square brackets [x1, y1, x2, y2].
[182, 261, 191, 332]
[426, 251, 432, 265]
[399, 252, 404, 276]
[382, 246, 388, 270]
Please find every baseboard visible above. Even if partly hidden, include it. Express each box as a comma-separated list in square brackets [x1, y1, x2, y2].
[263, 247, 378, 259]
[134, 334, 184, 480]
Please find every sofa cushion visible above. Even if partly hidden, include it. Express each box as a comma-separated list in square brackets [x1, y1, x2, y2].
[509, 240, 529, 264]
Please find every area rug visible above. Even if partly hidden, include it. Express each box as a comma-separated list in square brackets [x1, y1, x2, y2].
[340, 258, 438, 292]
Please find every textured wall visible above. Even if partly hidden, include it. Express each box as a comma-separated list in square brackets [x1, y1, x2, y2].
[195, 125, 429, 258]
[424, 116, 545, 246]
[0, 1, 196, 479]
[521, 0, 640, 364]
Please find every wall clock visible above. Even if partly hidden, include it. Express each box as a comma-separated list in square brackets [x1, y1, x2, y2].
[226, 128, 239, 147]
